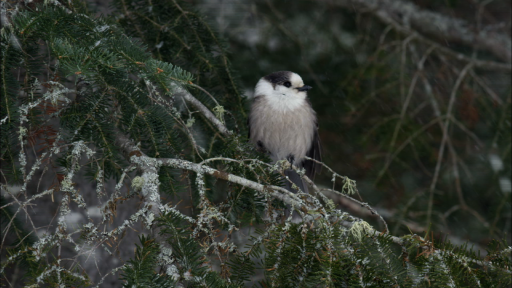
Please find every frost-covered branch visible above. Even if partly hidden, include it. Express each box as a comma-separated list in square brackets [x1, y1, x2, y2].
[115, 132, 308, 213]
[2, 1, 510, 286]
[114, 132, 511, 275]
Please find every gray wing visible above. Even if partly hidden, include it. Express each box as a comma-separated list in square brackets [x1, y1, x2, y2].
[303, 123, 322, 179]
[247, 118, 250, 139]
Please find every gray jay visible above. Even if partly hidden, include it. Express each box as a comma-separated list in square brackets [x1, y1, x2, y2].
[248, 71, 321, 193]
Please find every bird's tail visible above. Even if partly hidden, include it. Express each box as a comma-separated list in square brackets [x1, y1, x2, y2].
[284, 169, 309, 194]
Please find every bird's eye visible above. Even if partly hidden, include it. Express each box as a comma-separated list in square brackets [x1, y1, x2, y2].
[283, 81, 291, 88]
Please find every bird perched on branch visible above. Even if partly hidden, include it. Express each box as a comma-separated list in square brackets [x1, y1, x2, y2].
[249, 71, 321, 193]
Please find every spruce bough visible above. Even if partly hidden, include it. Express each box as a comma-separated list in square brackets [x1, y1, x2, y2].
[0, 1, 510, 287]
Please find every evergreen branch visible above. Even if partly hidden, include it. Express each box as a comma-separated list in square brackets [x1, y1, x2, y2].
[114, 131, 511, 276]
[2, 1, 509, 286]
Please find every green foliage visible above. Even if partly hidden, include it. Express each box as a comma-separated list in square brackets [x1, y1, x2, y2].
[121, 235, 175, 287]
[250, 221, 511, 287]
[112, 0, 247, 132]
[2, 1, 197, 183]
[156, 210, 233, 287]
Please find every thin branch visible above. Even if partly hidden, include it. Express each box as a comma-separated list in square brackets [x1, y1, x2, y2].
[171, 83, 231, 136]
[426, 63, 473, 226]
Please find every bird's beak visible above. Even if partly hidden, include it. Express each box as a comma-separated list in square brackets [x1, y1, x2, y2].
[297, 85, 312, 92]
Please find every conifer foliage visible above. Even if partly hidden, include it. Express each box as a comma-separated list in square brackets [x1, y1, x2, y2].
[0, 1, 510, 287]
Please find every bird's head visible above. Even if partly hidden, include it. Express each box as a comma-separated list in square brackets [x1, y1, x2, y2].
[255, 71, 312, 102]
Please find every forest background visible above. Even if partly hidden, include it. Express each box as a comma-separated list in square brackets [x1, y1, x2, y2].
[1, 0, 510, 287]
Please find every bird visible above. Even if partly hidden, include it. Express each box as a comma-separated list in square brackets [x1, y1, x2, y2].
[248, 71, 321, 193]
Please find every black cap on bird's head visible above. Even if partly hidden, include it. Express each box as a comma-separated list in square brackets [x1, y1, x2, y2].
[263, 71, 312, 92]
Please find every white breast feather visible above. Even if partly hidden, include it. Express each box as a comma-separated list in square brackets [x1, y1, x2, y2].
[250, 77, 316, 163]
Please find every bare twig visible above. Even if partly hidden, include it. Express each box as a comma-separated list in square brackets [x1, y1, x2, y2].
[426, 63, 473, 226]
